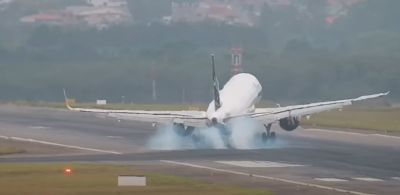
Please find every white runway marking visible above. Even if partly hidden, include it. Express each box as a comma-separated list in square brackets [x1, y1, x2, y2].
[162, 160, 374, 195]
[371, 134, 400, 140]
[391, 177, 400, 181]
[315, 178, 348, 182]
[306, 129, 365, 136]
[353, 177, 384, 182]
[29, 126, 49, 129]
[216, 161, 304, 168]
[0, 135, 121, 154]
[106, 136, 123, 139]
[307, 129, 400, 140]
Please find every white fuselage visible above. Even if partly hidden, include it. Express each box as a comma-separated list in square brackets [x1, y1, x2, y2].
[206, 73, 262, 123]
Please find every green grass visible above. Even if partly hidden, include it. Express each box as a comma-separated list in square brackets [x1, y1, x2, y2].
[302, 107, 400, 132]
[0, 147, 24, 155]
[0, 163, 272, 195]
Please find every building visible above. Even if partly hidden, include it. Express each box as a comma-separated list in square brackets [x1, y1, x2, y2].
[171, 1, 204, 23]
[86, 0, 127, 7]
[66, 5, 131, 29]
[20, 11, 75, 25]
[20, 0, 132, 29]
[171, 0, 263, 26]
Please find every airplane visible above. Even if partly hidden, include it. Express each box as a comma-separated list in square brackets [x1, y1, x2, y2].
[64, 54, 389, 144]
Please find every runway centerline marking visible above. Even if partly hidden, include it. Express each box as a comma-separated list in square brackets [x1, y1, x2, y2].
[216, 161, 304, 168]
[0, 135, 122, 154]
[162, 160, 374, 195]
[353, 178, 384, 182]
[315, 178, 348, 182]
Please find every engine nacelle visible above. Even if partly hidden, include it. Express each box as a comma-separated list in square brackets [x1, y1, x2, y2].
[279, 117, 300, 131]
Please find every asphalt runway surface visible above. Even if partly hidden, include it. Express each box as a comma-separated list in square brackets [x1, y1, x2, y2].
[0, 105, 399, 195]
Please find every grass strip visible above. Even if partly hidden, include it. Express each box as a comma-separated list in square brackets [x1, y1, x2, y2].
[0, 163, 272, 195]
[302, 107, 400, 132]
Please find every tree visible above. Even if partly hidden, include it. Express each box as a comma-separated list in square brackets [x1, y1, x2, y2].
[127, 0, 173, 23]
[334, 0, 400, 34]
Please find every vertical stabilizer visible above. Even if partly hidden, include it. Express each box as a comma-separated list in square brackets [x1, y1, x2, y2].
[211, 54, 221, 110]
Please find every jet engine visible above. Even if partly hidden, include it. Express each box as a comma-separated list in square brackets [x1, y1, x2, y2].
[279, 117, 300, 131]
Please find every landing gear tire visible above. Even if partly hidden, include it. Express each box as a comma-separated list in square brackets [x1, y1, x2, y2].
[173, 123, 185, 136]
[173, 123, 195, 137]
[262, 132, 268, 142]
[262, 123, 277, 143]
[269, 132, 276, 143]
[262, 132, 276, 143]
[215, 125, 231, 148]
[184, 126, 195, 136]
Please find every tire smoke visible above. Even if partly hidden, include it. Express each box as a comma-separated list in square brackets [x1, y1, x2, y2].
[147, 118, 283, 150]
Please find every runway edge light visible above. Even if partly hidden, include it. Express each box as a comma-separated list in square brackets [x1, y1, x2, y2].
[64, 168, 72, 176]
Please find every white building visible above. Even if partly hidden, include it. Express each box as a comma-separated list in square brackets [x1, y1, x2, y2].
[66, 5, 131, 29]
[86, 0, 127, 7]
[20, 0, 132, 29]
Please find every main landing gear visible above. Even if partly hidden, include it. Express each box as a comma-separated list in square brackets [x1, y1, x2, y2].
[173, 123, 195, 137]
[262, 123, 276, 143]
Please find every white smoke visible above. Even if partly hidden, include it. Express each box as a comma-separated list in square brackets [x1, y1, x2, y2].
[192, 127, 227, 149]
[228, 117, 264, 149]
[147, 125, 195, 150]
[147, 118, 284, 150]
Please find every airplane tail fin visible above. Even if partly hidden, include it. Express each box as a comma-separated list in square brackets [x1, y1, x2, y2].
[211, 54, 221, 110]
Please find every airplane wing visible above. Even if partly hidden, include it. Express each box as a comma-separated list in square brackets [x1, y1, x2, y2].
[63, 89, 208, 128]
[248, 92, 390, 124]
[64, 88, 388, 128]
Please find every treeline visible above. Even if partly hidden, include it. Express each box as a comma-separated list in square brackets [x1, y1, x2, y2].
[0, 0, 399, 103]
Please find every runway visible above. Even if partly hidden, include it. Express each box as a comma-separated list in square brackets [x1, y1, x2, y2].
[0, 105, 399, 195]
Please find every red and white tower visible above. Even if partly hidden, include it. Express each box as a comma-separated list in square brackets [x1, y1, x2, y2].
[231, 47, 243, 75]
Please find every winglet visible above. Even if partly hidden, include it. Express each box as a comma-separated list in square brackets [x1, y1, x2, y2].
[353, 91, 390, 102]
[63, 88, 74, 110]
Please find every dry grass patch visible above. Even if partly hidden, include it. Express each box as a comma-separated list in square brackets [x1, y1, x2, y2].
[0, 147, 24, 155]
[303, 107, 400, 132]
